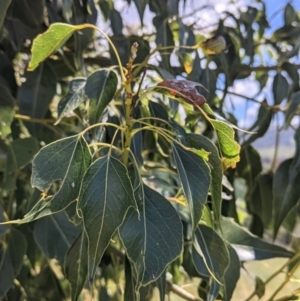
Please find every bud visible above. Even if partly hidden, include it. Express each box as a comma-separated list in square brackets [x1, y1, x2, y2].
[200, 35, 227, 54]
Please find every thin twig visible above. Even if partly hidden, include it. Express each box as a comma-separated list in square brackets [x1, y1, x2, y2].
[167, 280, 201, 301]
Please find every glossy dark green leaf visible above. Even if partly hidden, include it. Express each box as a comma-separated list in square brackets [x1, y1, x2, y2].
[282, 62, 300, 91]
[65, 232, 88, 301]
[124, 257, 137, 301]
[249, 173, 273, 228]
[272, 73, 288, 105]
[273, 156, 300, 238]
[7, 137, 39, 172]
[0, 206, 8, 238]
[0, 247, 14, 297]
[18, 62, 57, 135]
[34, 211, 81, 264]
[32, 135, 91, 212]
[285, 91, 300, 128]
[193, 225, 229, 283]
[179, 21, 195, 53]
[119, 184, 183, 288]
[243, 101, 272, 146]
[208, 279, 221, 301]
[221, 217, 293, 260]
[110, 9, 123, 35]
[0, 0, 11, 31]
[154, 16, 174, 70]
[156, 269, 166, 301]
[172, 143, 211, 230]
[149, 101, 169, 122]
[236, 145, 262, 187]
[77, 155, 136, 282]
[223, 244, 240, 301]
[7, 227, 27, 276]
[284, 3, 298, 25]
[188, 134, 222, 228]
[55, 78, 86, 125]
[85, 69, 118, 125]
[133, 0, 147, 25]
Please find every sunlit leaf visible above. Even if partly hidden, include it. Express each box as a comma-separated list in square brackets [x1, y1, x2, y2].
[119, 184, 183, 288]
[32, 135, 91, 212]
[65, 232, 88, 301]
[209, 119, 240, 169]
[85, 69, 118, 125]
[172, 143, 211, 230]
[77, 155, 137, 282]
[55, 78, 87, 125]
[28, 23, 88, 71]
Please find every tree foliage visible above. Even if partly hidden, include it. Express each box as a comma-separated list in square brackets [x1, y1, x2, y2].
[0, 1, 300, 300]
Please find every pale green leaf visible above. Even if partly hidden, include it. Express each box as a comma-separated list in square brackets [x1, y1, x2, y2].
[28, 23, 87, 71]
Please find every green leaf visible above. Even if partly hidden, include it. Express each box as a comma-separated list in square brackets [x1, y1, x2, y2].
[55, 78, 87, 125]
[209, 119, 240, 170]
[243, 101, 273, 146]
[119, 184, 183, 288]
[285, 91, 300, 128]
[65, 232, 88, 301]
[153, 16, 174, 70]
[7, 137, 39, 172]
[0, 106, 14, 139]
[0, 247, 14, 297]
[236, 145, 262, 187]
[77, 155, 136, 282]
[0, 0, 11, 31]
[179, 21, 195, 53]
[85, 69, 118, 125]
[188, 134, 223, 228]
[193, 224, 229, 283]
[28, 23, 87, 71]
[222, 244, 240, 301]
[32, 135, 91, 212]
[34, 211, 81, 264]
[133, 0, 147, 25]
[273, 158, 300, 238]
[7, 228, 27, 276]
[272, 73, 289, 105]
[284, 3, 298, 25]
[171, 143, 211, 230]
[110, 9, 123, 35]
[249, 173, 273, 228]
[221, 217, 293, 260]
[18, 62, 57, 136]
[0, 206, 8, 238]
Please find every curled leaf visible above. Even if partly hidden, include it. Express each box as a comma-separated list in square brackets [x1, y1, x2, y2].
[200, 35, 227, 55]
[157, 79, 206, 107]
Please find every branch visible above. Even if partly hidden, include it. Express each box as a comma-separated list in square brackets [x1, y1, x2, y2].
[166, 280, 202, 301]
